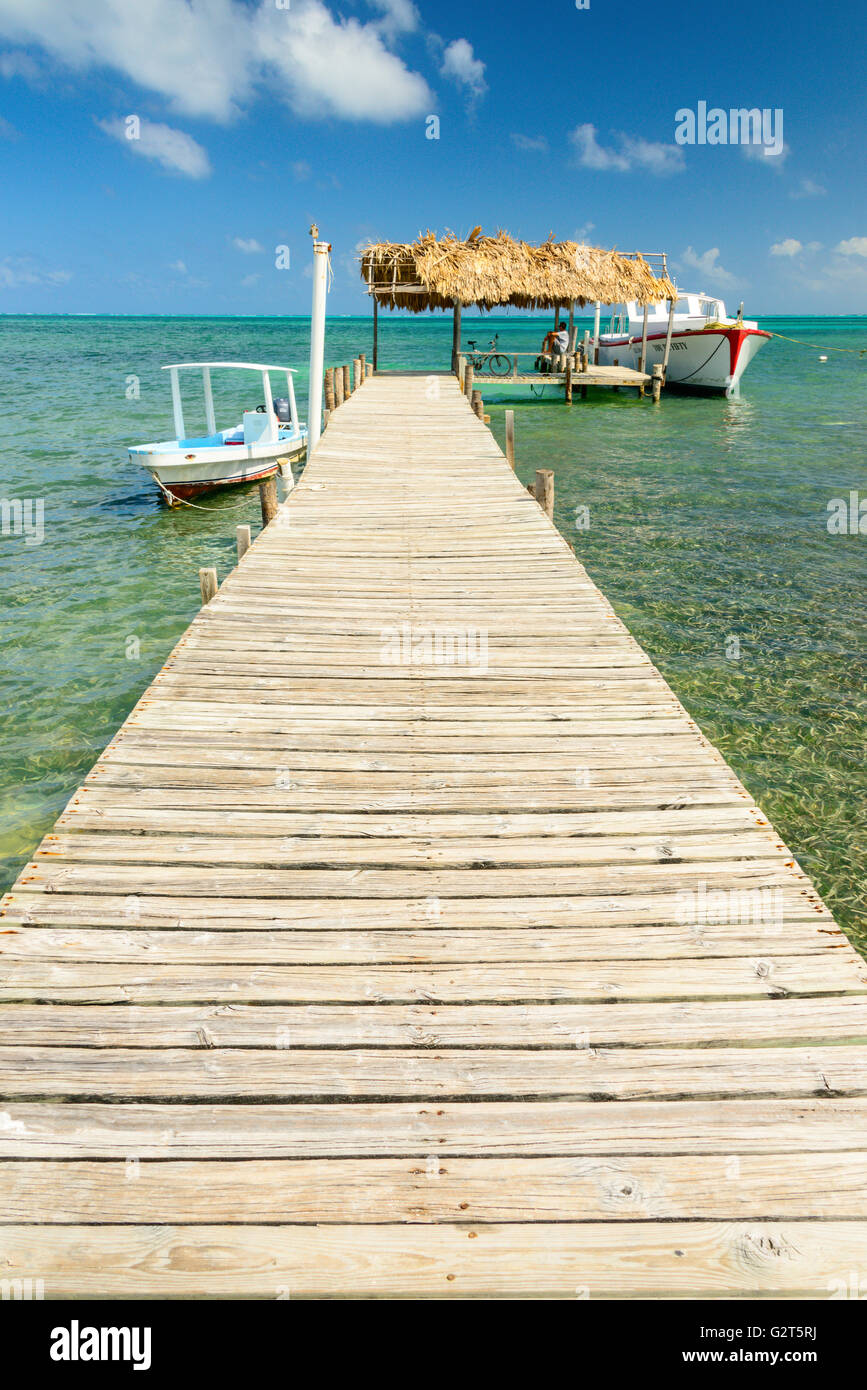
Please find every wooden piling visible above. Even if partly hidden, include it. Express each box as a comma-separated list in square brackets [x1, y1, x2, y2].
[259, 475, 278, 526]
[198, 566, 217, 605]
[235, 525, 251, 563]
[464, 362, 474, 402]
[471, 389, 484, 420]
[334, 367, 345, 407]
[365, 362, 373, 379]
[565, 358, 573, 404]
[354, 358, 362, 392]
[324, 367, 335, 413]
[451, 300, 462, 373]
[342, 364, 352, 399]
[505, 409, 515, 469]
[372, 296, 378, 370]
[652, 362, 664, 403]
[662, 298, 676, 377]
[359, 354, 366, 382]
[535, 468, 554, 521]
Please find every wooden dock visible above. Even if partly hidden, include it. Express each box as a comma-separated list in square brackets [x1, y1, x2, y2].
[2, 373, 866, 1299]
[473, 363, 650, 389]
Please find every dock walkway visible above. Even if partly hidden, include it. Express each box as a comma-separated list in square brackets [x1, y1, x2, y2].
[2, 374, 866, 1298]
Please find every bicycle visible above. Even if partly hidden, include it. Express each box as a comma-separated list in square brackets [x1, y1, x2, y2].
[465, 334, 512, 376]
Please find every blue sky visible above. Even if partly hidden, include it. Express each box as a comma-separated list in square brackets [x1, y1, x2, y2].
[0, 0, 864, 314]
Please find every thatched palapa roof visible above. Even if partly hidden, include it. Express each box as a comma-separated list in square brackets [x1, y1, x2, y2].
[360, 228, 675, 312]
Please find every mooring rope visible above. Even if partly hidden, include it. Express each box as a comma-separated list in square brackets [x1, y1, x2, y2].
[767, 331, 866, 355]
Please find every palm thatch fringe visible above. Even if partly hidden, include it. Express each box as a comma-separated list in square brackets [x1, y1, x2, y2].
[360, 229, 676, 311]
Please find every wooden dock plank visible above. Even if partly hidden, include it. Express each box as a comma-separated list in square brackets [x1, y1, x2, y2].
[1, 372, 864, 1299]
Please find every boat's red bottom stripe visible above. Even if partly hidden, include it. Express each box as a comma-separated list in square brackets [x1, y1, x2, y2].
[159, 463, 280, 501]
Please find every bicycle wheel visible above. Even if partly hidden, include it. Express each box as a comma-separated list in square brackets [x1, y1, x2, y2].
[487, 353, 512, 376]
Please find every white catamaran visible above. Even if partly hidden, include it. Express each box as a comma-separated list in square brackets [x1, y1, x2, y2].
[129, 362, 307, 504]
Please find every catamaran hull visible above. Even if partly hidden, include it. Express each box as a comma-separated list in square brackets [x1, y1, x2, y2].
[598, 326, 771, 395]
[130, 435, 306, 505]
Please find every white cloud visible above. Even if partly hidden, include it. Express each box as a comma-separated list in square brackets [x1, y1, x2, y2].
[439, 38, 486, 99]
[0, 256, 71, 288]
[368, 0, 419, 38]
[0, 47, 40, 79]
[0, 0, 431, 123]
[254, 0, 431, 121]
[232, 237, 264, 254]
[241, 272, 261, 288]
[98, 116, 211, 178]
[679, 246, 737, 287]
[511, 132, 548, 152]
[742, 139, 789, 166]
[790, 178, 826, 199]
[770, 238, 802, 257]
[0, 112, 18, 137]
[169, 259, 188, 274]
[570, 123, 684, 175]
[835, 237, 867, 257]
[291, 159, 311, 180]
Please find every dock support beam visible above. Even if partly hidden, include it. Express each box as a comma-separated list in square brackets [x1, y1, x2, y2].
[259, 475, 278, 526]
[565, 358, 573, 404]
[198, 567, 217, 605]
[535, 468, 554, 521]
[662, 298, 676, 379]
[505, 409, 515, 469]
[464, 362, 474, 402]
[452, 300, 462, 373]
[306, 238, 330, 456]
[652, 363, 664, 403]
[372, 296, 378, 371]
[324, 367, 335, 413]
[236, 525, 251, 562]
[639, 304, 649, 395]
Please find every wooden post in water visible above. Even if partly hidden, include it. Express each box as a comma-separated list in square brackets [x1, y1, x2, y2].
[471, 389, 484, 420]
[342, 364, 352, 399]
[259, 475, 278, 526]
[236, 525, 251, 563]
[324, 368, 335, 413]
[359, 354, 366, 382]
[372, 296, 378, 371]
[638, 304, 650, 397]
[353, 357, 362, 391]
[565, 358, 573, 403]
[464, 361, 474, 402]
[662, 298, 675, 379]
[535, 469, 554, 521]
[334, 367, 344, 407]
[365, 362, 373, 379]
[505, 409, 515, 469]
[199, 567, 218, 605]
[322, 408, 330, 428]
[452, 300, 462, 373]
[652, 362, 664, 403]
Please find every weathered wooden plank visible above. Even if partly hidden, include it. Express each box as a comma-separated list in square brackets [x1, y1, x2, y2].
[2, 996, 865, 1047]
[1, 1221, 864, 1298]
[5, 1153, 866, 1223]
[1, 1045, 864, 1100]
[3, 1098, 864, 1158]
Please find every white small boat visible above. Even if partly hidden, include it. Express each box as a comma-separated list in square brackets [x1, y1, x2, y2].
[129, 361, 307, 504]
[597, 294, 771, 396]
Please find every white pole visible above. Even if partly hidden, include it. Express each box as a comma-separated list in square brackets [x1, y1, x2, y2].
[307, 238, 329, 455]
[169, 367, 185, 441]
[262, 370, 277, 441]
[202, 366, 216, 436]
[593, 301, 601, 349]
[286, 372, 299, 433]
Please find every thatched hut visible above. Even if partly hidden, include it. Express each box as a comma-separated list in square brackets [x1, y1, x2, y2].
[360, 228, 676, 367]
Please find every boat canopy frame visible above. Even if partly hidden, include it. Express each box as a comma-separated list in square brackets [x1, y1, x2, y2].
[161, 362, 299, 444]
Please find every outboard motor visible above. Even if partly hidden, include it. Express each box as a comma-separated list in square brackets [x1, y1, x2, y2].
[272, 397, 292, 423]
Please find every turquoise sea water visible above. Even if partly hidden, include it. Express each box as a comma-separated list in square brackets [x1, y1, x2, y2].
[1, 313, 865, 948]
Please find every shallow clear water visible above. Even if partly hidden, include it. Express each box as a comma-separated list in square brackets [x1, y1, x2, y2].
[1, 314, 865, 949]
